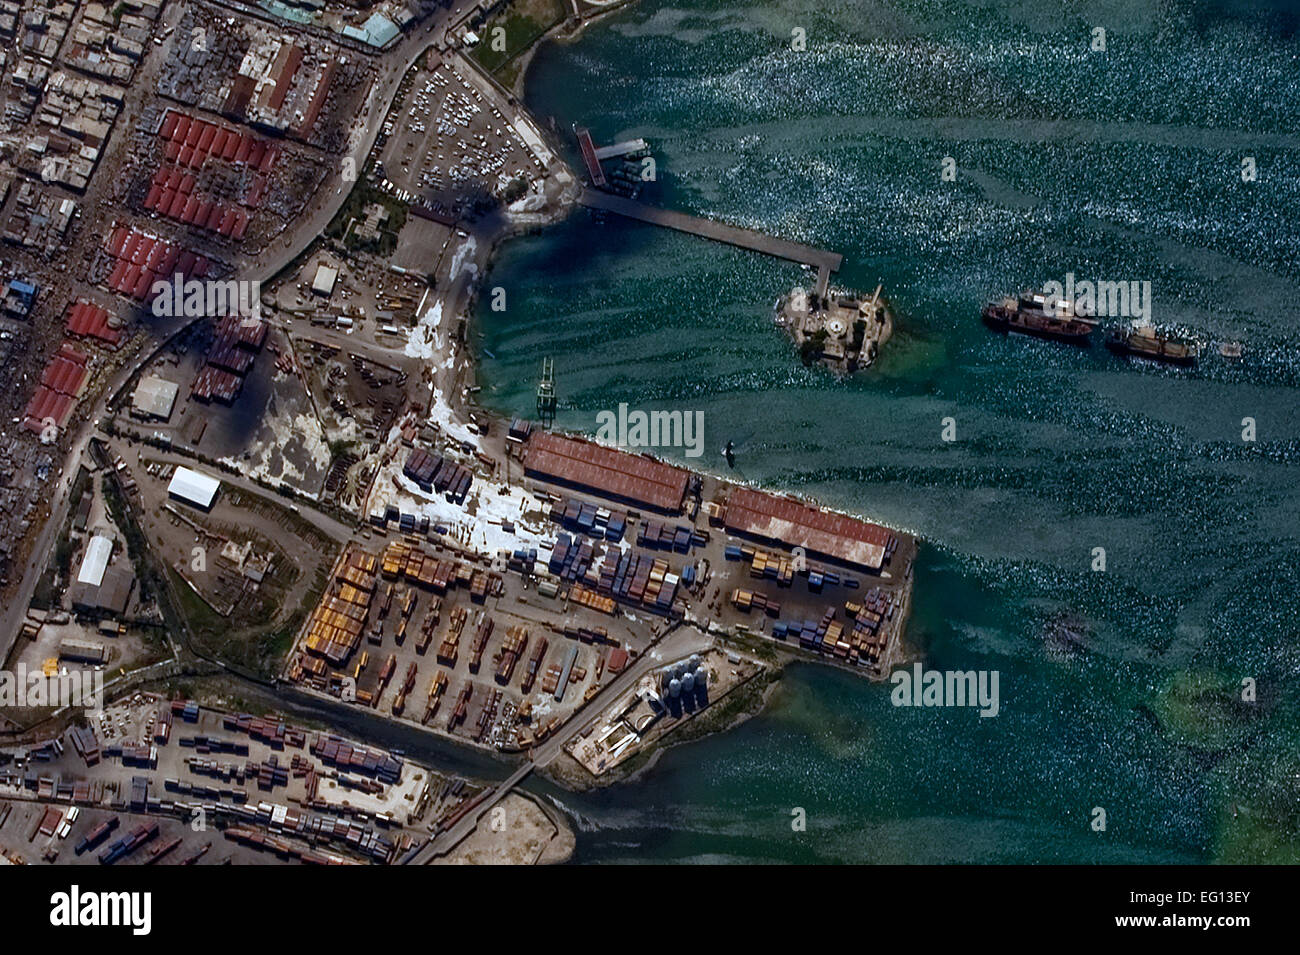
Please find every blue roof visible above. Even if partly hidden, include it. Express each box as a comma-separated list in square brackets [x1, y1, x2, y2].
[259, 0, 315, 25]
[360, 12, 401, 47]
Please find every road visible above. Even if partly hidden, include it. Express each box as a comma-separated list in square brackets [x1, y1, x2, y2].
[283, 324, 419, 375]
[3, 3, 599, 850]
[101, 435, 360, 544]
[408, 622, 713, 863]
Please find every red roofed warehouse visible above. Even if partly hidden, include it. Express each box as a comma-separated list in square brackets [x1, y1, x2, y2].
[522, 432, 690, 514]
[722, 486, 897, 572]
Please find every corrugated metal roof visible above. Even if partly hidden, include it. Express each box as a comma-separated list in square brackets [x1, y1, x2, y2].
[359, 12, 401, 47]
[523, 432, 688, 513]
[724, 487, 893, 571]
[312, 264, 337, 294]
[168, 466, 220, 509]
[77, 534, 112, 586]
[133, 375, 179, 419]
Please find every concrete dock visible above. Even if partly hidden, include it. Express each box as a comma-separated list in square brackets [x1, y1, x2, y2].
[577, 189, 841, 296]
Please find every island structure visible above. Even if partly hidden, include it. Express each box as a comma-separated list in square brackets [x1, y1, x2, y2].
[0, 0, 915, 865]
[777, 283, 895, 373]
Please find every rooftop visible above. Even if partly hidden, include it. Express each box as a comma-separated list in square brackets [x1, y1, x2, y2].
[523, 432, 690, 513]
[311, 263, 338, 295]
[132, 374, 179, 420]
[168, 466, 221, 510]
[723, 486, 895, 572]
[76, 533, 112, 586]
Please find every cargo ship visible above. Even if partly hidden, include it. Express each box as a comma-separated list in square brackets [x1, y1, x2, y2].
[1104, 323, 1199, 366]
[982, 293, 1096, 345]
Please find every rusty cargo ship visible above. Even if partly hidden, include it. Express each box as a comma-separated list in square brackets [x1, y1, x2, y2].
[982, 292, 1096, 345]
[1105, 324, 1199, 366]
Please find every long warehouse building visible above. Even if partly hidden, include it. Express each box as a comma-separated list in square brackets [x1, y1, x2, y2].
[722, 486, 897, 572]
[522, 432, 690, 514]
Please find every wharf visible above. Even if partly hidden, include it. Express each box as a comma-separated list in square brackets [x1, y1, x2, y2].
[577, 189, 841, 296]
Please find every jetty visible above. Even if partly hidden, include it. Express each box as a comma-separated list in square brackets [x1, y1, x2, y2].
[577, 188, 841, 296]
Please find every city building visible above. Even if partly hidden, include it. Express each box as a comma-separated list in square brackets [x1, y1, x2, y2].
[131, 375, 180, 421]
[311, 263, 338, 296]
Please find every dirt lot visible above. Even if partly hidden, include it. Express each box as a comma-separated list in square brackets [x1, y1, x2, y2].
[435, 792, 573, 865]
[119, 449, 336, 676]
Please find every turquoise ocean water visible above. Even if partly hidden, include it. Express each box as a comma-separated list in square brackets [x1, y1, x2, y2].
[475, 0, 1300, 862]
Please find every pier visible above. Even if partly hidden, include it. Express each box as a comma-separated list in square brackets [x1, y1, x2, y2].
[577, 188, 842, 296]
[574, 127, 606, 188]
[594, 138, 649, 161]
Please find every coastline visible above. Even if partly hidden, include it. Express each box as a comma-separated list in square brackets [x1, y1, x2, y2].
[3, 0, 1291, 875]
[3, 2, 919, 853]
[418, 3, 918, 788]
[457, 5, 923, 567]
[483, 0, 644, 101]
[539, 664, 784, 793]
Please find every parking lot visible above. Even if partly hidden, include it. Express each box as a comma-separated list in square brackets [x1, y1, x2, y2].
[376, 59, 542, 219]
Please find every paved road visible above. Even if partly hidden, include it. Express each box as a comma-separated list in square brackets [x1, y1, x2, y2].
[408, 623, 714, 863]
[102, 435, 359, 543]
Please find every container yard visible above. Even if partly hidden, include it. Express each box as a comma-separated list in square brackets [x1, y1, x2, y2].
[282, 420, 917, 772]
[287, 534, 660, 752]
[0, 693, 463, 866]
[707, 525, 914, 678]
[0, 0, 792, 875]
[403, 444, 474, 501]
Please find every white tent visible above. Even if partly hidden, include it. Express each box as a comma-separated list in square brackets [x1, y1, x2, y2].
[168, 467, 220, 510]
[76, 534, 112, 586]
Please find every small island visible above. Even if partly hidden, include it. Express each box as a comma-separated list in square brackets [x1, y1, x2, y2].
[777, 284, 894, 374]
